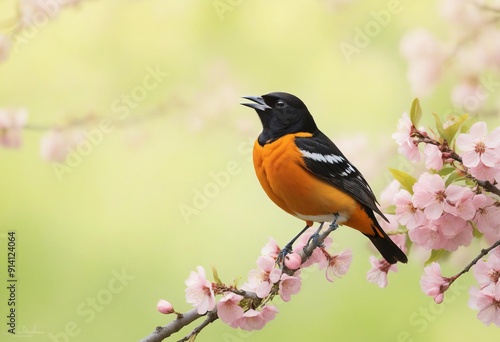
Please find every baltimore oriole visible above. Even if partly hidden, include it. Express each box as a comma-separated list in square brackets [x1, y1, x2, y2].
[242, 92, 407, 264]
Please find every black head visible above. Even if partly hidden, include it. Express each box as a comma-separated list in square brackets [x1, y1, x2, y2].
[241, 92, 318, 144]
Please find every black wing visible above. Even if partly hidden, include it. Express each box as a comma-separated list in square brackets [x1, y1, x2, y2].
[295, 130, 388, 222]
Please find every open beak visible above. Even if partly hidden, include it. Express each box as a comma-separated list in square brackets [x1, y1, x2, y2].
[241, 95, 271, 111]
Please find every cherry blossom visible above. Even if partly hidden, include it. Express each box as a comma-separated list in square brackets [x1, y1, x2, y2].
[0, 34, 11, 62]
[468, 285, 500, 327]
[284, 252, 302, 270]
[472, 253, 500, 292]
[230, 306, 278, 331]
[367, 256, 397, 288]
[242, 256, 281, 298]
[424, 143, 443, 170]
[412, 173, 465, 220]
[472, 194, 500, 243]
[278, 273, 301, 302]
[157, 299, 175, 315]
[394, 189, 427, 230]
[324, 249, 352, 282]
[392, 112, 421, 162]
[456, 122, 500, 170]
[185, 266, 215, 314]
[217, 293, 244, 325]
[0, 108, 28, 148]
[420, 262, 450, 304]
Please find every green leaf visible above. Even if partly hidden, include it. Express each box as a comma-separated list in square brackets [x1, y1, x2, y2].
[444, 171, 465, 187]
[437, 167, 455, 177]
[389, 168, 417, 193]
[384, 204, 396, 215]
[443, 114, 469, 143]
[211, 265, 223, 285]
[432, 113, 446, 140]
[424, 249, 448, 266]
[410, 98, 422, 126]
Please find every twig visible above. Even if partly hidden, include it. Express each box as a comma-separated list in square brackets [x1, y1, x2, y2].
[452, 239, 500, 282]
[139, 309, 204, 342]
[177, 309, 218, 342]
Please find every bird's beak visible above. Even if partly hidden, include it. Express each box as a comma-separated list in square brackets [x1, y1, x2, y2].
[241, 96, 271, 111]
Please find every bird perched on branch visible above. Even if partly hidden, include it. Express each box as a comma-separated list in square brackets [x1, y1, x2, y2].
[242, 92, 407, 264]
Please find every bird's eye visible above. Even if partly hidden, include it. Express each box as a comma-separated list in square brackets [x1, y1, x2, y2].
[275, 100, 286, 109]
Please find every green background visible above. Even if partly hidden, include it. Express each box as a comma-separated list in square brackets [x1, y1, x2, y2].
[0, 1, 498, 341]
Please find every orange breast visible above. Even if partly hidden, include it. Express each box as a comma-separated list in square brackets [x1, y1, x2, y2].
[252, 134, 361, 227]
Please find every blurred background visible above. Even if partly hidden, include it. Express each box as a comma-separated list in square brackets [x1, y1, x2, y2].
[0, 0, 499, 341]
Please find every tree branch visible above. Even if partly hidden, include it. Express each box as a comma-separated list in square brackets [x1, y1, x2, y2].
[139, 222, 339, 342]
[452, 239, 500, 282]
[139, 309, 204, 342]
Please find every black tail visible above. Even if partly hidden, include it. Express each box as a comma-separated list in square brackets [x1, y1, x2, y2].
[366, 225, 408, 264]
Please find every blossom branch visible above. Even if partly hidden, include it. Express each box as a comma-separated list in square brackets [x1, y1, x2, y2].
[140, 223, 343, 342]
[452, 239, 500, 281]
[411, 127, 500, 197]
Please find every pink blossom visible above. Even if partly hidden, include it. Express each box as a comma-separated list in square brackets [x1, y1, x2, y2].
[40, 128, 86, 162]
[19, 0, 61, 27]
[408, 220, 445, 250]
[0, 108, 28, 148]
[261, 238, 281, 259]
[284, 252, 302, 270]
[392, 112, 421, 162]
[453, 187, 476, 221]
[0, 34, 11, 62]
[278, 273, 301, 302]
[400, 29, 445, 97]
[456, 122, 500, 169]
[217, 293, 244, 324]
[472, 253, 500, 292]
[157, 299, 175, 314]
[424, 144, 443, 170]
[366, 256, 397, 288]
[438, 214, 473, 251]
[412, 173, 464, 219]
[408, 213, 472, 251]
[324, 249, 352, 282]
[294, 227, 331, 268]
[468, 286, 500, 327]
[439, 0, 485, 29]
[379, 180, 400, 209]
[473, 194, 500, 243]
[420, 263, 450, 304]
[242, 256, 280, 298]
[394, 189, 427, 230]
[230, 305, 278, 331]
[469, 163, 500, 183]
[451, 78, 484, 113]
[185, 266, 215, 314]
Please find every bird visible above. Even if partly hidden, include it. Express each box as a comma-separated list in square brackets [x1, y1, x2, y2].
[241, 92, 407, 264]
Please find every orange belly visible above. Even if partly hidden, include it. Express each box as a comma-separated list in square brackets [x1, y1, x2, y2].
[253, 134, 367, 230]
